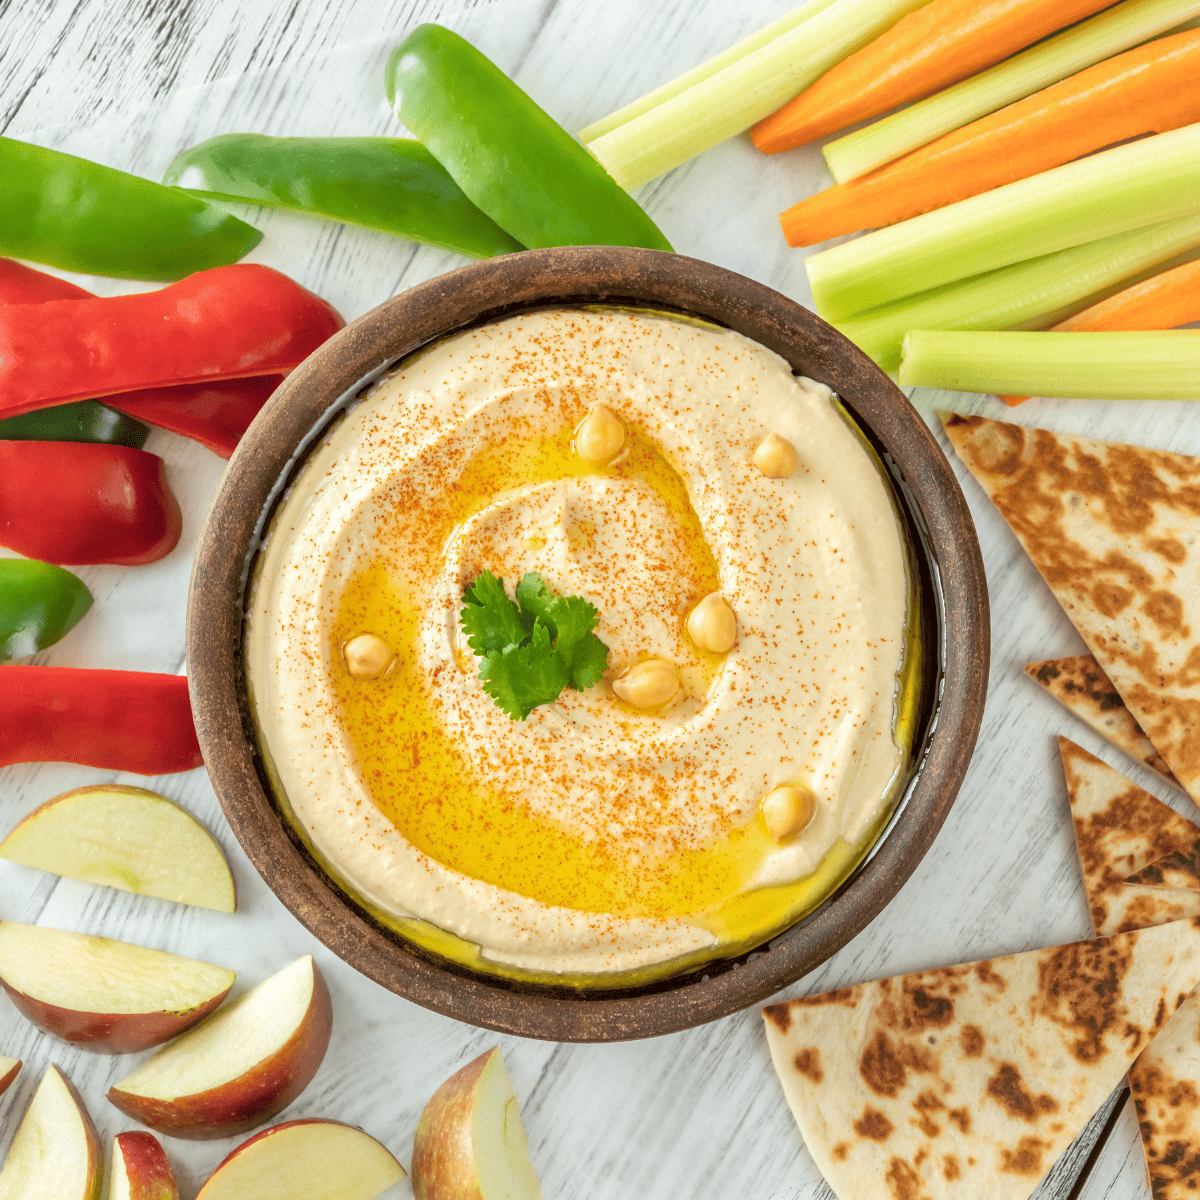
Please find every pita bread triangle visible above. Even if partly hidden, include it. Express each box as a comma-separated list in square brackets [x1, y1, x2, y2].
[1059, 736, 1200, 936]
[942, 413, 1200, 810]
[763, 919, 1200, 1200]
[1026, 655, 1179, 785]
[1058, 736, 1200, 1196]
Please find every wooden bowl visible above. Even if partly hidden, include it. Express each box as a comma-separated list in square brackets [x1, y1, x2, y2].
[187, 246, 988, 1041]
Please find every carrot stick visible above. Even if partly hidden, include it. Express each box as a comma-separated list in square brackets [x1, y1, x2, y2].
[1002, 258, 1200, 403]
[779, 30, 1200, 247]
[751, 0, 1117, 153]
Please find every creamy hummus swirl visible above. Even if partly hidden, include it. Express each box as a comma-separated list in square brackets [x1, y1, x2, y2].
[246, 309, 909, 974]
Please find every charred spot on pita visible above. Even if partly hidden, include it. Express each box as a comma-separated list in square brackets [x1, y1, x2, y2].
[1143, 590, 1187, 635]
[763, 1003, 792, 1034]
[861, 1030, 908, 1098]
[941, 1155, 961, 1181]
[854, 1107, 895, 1141]
[884, 1157, 929, 1200]
[859, 1030, 936, 1098]
[986, 1063, 1060, 1122]
[999, 1136, 1050, 1176]
[1092, 582, 1135, 619]
[959, 1024, 985, 1057]
[793, 1048, 822, 1084]
[975, 962, 1006, 990]
[1147, 536, 1187, 564]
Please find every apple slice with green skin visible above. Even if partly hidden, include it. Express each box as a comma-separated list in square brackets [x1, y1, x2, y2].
[0, 1057, 19, 1096]
[108, 954, 332, 1140]
[195, 1119, 406, 1200]
[0, 922, 234, 1053]
[108, 1132, 180, 1200]
[0, 784, 235, 912]
[0, 1065, 102, 1200]
[412, 1047, 543, 1200]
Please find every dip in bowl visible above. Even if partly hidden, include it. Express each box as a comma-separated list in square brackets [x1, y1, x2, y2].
[188, 248, 987, 1039]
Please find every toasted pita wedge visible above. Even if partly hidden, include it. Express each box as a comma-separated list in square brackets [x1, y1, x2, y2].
[1059, 734, 1200, 1194]
[1130, 993, 1200, 1198]
[1026, 655, 1178, 784]
[943, 413, 1200, 808]
[1128, 841, 1200, 890]
[764, 919, 1200, 1200]
[1060, 737, 1200, 935]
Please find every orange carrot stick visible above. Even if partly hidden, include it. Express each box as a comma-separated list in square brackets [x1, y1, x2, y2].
[750, 0, 1117, 154]
[779, 30, 1200, 247]
[1003, 259, 1200, 404]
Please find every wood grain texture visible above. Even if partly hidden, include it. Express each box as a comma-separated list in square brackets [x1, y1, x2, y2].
[0, 0, 1181, 1196]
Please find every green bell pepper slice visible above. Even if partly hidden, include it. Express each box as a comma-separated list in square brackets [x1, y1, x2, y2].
[162, 134, 523, 260]
[0, 559, 93, 662]
[385, 25, 673, 253]
[0, 400, 150, 448]
[0, 137, 263, 282]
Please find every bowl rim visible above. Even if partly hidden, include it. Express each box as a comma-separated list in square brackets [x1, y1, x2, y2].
[186, 245, 988, 1042]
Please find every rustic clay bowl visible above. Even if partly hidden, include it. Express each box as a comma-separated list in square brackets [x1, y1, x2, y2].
[187, 246, 988, 1042]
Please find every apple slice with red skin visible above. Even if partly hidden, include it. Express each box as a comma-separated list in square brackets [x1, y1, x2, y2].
[0, 784, 236, 912]
[0, 1056, 19, 1096]
[109, 1132, 180, 1200]
[413, 1047, 543, 1200]
[0, 922, 234, 1053]
[108, 954, 332, 1140]
[195, 1119, 405, 1200]
[0, 1065, 102, 1200]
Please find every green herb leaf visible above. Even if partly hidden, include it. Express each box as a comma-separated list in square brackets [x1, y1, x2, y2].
[477, 622, 570, 720]
[516, 572, 599, 654]
[461, 570, 611, 719]
[459, 570, 531, 654]
[562, 632, 609, 691]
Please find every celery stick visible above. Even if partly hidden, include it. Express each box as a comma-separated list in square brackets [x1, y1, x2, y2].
[577, 0, 840, 144]
[583, 0, 930, 192]
[838, 213, 1200, 370]
[898, 329, 1200, 398]
[823, 0, 1200, 184]
[807, 123, 1200, 323]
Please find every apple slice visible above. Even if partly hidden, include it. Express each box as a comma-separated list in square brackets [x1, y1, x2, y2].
[195, 1119, 405, 1199]
[0, 1065, 102, 1200]
[0, 922, 234, 1053]
[412, 1047, 543, 1200]
[0, 784, 235, 912]
[108, 954, 332, 1140]
[108, 1132, 180, 1200]
[0, 1056, 19, 1096]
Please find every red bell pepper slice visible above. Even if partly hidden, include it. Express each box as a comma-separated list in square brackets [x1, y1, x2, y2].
[107, 377, 281, 458]
[0, 258, 91, 302]
[0, 440, 182, 565]
[0, 665, 202, 774]
[0, 263, 343, 418]
[0, 260, 285, 458]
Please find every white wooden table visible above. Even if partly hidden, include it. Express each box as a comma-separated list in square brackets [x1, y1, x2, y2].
[0, 1, 1183, 1195]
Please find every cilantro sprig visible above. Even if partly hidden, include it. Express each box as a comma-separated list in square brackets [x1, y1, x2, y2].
[460, 570, 609, 720]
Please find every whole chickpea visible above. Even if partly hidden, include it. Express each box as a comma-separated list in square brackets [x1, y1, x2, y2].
[342, 634, 396, 679]
[686, 592, 737, 654]
[574, 405, 625, 464]
[761, 785, 816, 842]
[753, 432, 799, 479]
[612, 659, 679, 709]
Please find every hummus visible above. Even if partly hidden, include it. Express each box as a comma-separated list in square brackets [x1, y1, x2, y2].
[246, 309, 918, 980]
